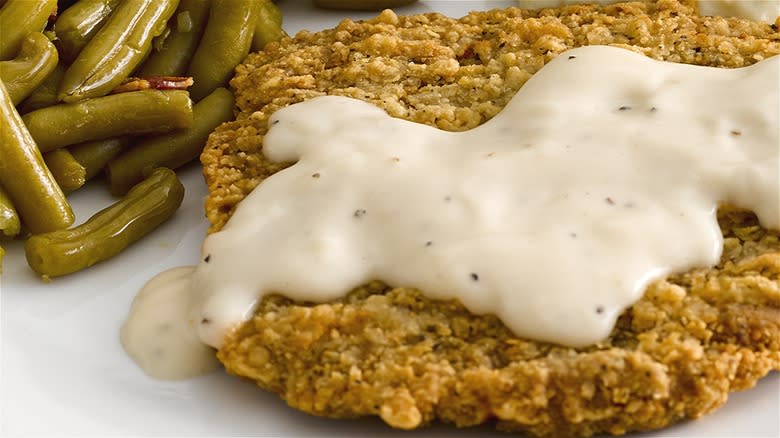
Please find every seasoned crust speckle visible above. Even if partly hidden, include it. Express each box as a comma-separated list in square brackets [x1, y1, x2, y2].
[203, 1, 780, 436]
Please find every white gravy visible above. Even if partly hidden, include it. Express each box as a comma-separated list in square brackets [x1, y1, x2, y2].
[518, 0, 780, 22]
[121, 267, 220, 379]
[122, 45, 780, 379]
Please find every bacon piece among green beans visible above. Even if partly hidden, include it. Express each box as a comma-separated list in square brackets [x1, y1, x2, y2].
[0, 0, 57, 60]
[54, 0, 123, 64]
[187, 0, 259, 101]
[0, 79, 74, 234]
[22, 89, 193, 152]
[25, 167, 185, 277]
[58, 0, 179, 102]
[107, 87, 234, 195]
[0, 32, 59, 105]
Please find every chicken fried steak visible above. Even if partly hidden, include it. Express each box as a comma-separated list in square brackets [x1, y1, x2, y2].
[201, 2, 780, 436]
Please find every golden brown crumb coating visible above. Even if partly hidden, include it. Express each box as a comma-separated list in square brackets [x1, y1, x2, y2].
[203, 1, 780, 436]
[219, 208, 780, 436]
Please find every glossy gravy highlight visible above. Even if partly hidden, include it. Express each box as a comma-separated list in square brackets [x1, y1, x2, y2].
[122, 45, 779, 379]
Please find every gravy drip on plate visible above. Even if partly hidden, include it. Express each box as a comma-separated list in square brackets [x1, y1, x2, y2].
[518, 0, 780, 22]
[121, 267, 220, 379]
[122, 46, 779, 379]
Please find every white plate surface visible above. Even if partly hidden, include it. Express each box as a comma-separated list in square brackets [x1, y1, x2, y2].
[1, 1, 778, 436]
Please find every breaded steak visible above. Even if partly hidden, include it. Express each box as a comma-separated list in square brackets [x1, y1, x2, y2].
[201, 1, 780, 436]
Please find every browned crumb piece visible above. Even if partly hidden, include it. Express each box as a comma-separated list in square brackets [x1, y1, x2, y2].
[204, 1, 780, 436]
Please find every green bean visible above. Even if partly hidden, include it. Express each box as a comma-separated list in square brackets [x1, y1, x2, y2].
[54, 0, 123, 64]
[107, 87, 234, 195]
[139, 0, 210, 77]
[22, 89, 193, 152]
[43, 148, 87, 192]
[18, 63, 65, 114]
[251, 0, 287, 52]
[186, 0, 260, 101]
[261, 0, 282, 25]
[58, 0, 179, 102]
[0, 79, 74, 234]
[0, 32, 59, 105]
[0, 0, 57, 60]
[0, 184, 21, 238]
[69, 137, 131, 181]
[25, 167, 185, 277]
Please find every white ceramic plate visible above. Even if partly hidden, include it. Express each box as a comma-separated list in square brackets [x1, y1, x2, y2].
[1, 1, 778, 436]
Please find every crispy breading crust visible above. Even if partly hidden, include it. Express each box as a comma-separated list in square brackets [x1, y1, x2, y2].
[219, 209, 780, 436]
[202, 1, 780, 435]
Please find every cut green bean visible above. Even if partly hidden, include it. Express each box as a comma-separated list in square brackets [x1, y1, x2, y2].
[58, 0, 179, 102]
[18, 62, 65, 114]
[25, 167, 185, 277]
[22, 89, 193, 152]
[43, 148, 87, 192]
[0, 0, 57, 60]
[139, 0, 210, 77]
[251, 0, 287, 52]
[54, 0, 123, 64]
[261, 0, 282, 25]
[0, 184, 21, 238]
[187, 0, 260, 101]
[69, 137, 132, 181]
[0, 79, 74, 234]
[107, 87, 234, 195]
[0, 32, 59, 105]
